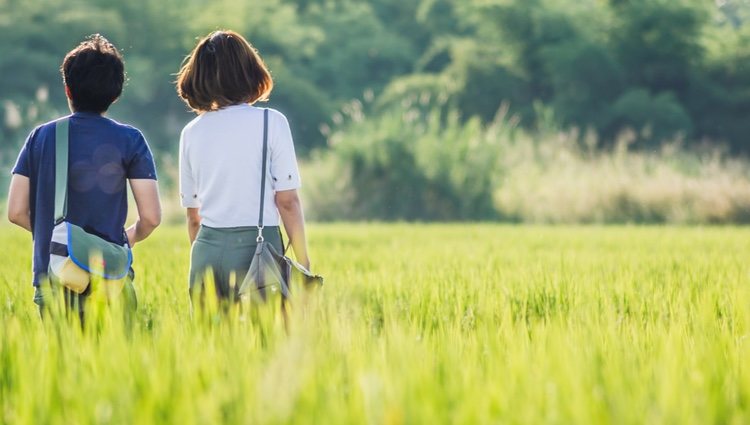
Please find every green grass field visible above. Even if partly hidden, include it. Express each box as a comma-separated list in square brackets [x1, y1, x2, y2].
[1, 224, 749, 424]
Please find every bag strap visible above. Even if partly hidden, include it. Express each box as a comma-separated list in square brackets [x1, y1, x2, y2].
[256, 108, 291, 255]
[54, 118, 70, 224]
[256, 108, 269, 242]
[53, 117, 132, 249]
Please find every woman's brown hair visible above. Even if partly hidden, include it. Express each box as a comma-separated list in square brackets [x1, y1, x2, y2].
[176, 30, 273, 112]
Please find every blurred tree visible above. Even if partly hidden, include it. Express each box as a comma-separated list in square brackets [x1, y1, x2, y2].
[609, 0, 707, 94]
[609, 89, 693, 146]
[301, 1, 415, 102]
[685, 25, 750, 152]
[542, 39, 624, 133]
[716, 0, 750, 27]
[328, 105, 503, 220]
[443, 0, 619, 128]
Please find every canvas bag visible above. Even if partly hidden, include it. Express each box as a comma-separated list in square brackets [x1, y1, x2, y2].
[238, 109, 323, 303]
[47, 118, 132, 295]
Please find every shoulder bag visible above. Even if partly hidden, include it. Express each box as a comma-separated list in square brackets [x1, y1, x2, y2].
[47, 118, 132, 296]
[238, 109, 323, 303]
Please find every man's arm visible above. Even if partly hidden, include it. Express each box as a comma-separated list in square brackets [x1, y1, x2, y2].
[126, 179, 161, 246]
[187, 207, 201, 244]
[7, 174, 31, 232]
[275, 189, 310, 269]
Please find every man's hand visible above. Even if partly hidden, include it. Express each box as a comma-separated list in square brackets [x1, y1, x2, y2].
[275, 189, 311, 269]
[126, 226, 137, 247]
[125, 179, 162, 246]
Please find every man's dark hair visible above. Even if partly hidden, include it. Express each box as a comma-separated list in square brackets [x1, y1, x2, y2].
[61, 34, 125, 113]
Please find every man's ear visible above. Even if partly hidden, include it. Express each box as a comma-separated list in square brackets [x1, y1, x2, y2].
[64, 85, 72, 99]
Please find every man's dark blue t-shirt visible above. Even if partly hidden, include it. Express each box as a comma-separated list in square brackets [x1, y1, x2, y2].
[11, 112, 157, 286]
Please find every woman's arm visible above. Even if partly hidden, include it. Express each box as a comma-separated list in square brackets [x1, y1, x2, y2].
[126, 179, 162, 246]
[186, 207, 201, 244]
[275, 189, 310, 269]
[7, 174, 31, 232]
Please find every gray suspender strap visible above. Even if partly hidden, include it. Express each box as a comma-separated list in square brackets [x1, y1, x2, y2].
[256, 108, 269, 242]
[54, 118, 70, 224]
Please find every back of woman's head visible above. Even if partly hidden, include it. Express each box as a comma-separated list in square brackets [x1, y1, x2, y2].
[176, 30, 273, 112]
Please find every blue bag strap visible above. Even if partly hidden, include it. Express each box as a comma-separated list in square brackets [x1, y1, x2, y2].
[54, 118, 70, 224]
[257, 108, 269, 241]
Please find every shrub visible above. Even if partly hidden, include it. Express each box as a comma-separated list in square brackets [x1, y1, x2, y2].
[304, 104, 750, 224]
[303, 102, 511, 221]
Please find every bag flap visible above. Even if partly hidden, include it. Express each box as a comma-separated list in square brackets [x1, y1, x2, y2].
[67, 223, 132, 279]
[281, 256, 324, 287]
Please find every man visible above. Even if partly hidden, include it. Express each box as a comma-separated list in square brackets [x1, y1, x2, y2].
[7, 34, 161, 321]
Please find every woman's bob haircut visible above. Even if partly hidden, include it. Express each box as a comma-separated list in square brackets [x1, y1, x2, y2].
[177, 30, 273, 112]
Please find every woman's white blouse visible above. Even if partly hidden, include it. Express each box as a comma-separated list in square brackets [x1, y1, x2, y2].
[179, 104, 301, 228]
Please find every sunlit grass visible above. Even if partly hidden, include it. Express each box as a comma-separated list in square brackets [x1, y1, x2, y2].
[1, 224, 749, 424]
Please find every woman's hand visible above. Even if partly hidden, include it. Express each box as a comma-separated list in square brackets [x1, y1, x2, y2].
[186, 208, 201, 244]
[275, 189, 310, 269]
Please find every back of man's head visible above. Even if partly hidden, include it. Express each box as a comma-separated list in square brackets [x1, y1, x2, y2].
[61, 34, 124, 114]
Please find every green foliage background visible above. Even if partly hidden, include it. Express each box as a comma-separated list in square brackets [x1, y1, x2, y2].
[2, 0, 750, 221]
[3, 0, 750, 152]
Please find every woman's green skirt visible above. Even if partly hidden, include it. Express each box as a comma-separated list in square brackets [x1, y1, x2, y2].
[189, 225, 283, 300]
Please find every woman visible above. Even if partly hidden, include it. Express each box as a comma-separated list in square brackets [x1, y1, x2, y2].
[176, 30, 310, 300]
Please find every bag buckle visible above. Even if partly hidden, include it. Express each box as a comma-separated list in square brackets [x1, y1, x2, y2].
[256, 225, 264, 242]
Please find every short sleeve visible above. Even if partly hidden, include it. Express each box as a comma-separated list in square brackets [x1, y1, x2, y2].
[179, 129, 200, 208]
[269, 111, 301, 192]
[126, 131, 157, 180]
[11, 129, 36, 177]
